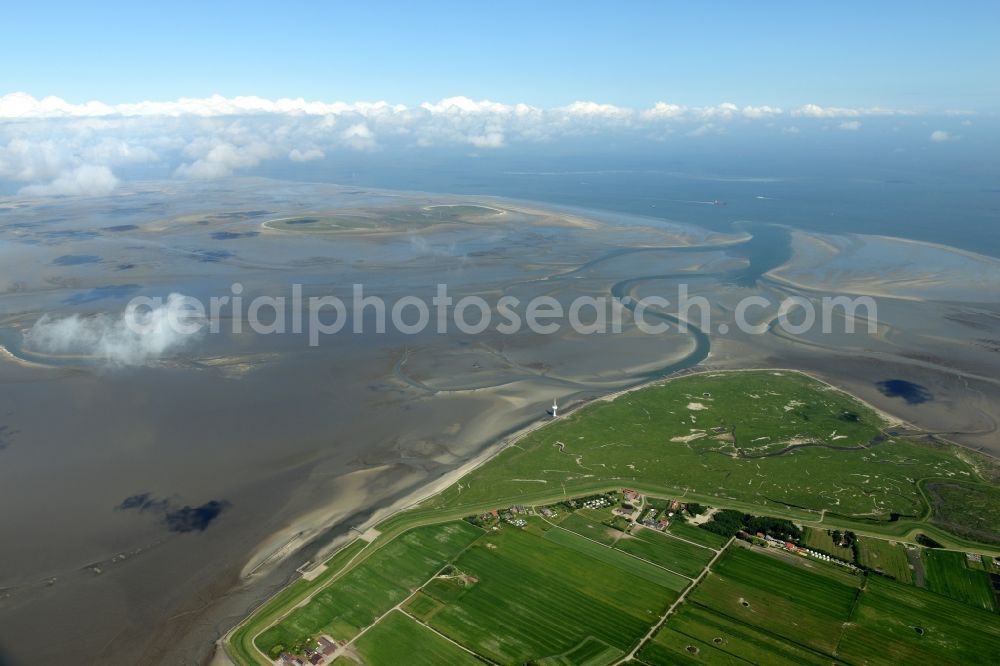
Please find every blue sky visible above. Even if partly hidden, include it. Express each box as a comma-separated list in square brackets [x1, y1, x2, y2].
[3, 1, 998, 110]
[1, 1, 995, 198]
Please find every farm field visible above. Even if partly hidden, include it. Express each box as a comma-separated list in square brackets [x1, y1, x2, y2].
[837, 574, 1000, 665]
[666, 519, 730, 549]
[639, 603, 835, 666]
[556, 511, 620, 545]
[424, 523, 675, 664]
[643, 545, 1000, 666]
[613, 527, 715, 578]
[920, 548, 998, 611]
[542, 521, 691, 590]
[535, 636, 625, 666]
[856, 537, 912, 583]
[684, 546, 862, 656]
[401, 591, 442, 621]
[254, 521, 481, 658]
[351, 611, 480, 666]
[801, 526, 855, 560]
[428, 372, 990, 530]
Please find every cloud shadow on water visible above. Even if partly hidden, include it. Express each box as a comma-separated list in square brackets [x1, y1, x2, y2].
[116, 493, 230, 533]
[876, 379, 933, 404]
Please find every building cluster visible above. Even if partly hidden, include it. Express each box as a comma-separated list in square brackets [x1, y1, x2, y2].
[581, 496, 611, 510]
[751, 532, 859, 570]
[277, 635, 338, 665]
[501, 505, 529, 527]
[467, 505, 532, 530]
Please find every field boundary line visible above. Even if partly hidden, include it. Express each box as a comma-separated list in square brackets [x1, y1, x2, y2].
[539, 512, 696, 581]
[616, 536, 735, 663]
[398, 608, 500, 665]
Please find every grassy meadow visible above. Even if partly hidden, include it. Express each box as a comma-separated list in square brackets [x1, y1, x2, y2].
[856, 537, 913, 583]
[430, 372, 986, 527]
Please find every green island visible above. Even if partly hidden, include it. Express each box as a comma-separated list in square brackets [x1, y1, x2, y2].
[225, 370, 1000, 665]
[263, 204, 504, 233]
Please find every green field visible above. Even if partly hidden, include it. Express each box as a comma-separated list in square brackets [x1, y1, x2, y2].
[644, 545, 1000, 666]
[921, 548, 998, 611]
[423, 524, 675, 664]
[856, 537, 913, 583]
[802, 526, 855, 560]
[837, 574, 1000, 665]
[640, 603, 835, 666]
[542, 521, 690, 591]
[613, 528, 715, 578]
[429, 372, 987, 528]
[686, 546, 862, 656]
[402, 591, 443, 621]
[556, 511, 621, 545]
[254, 521, 481, 658]
[352, 611, 481, 666]
[666, 519, 730, 549]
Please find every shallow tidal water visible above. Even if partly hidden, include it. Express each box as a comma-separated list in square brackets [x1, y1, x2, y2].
[1, 178, 998, 665]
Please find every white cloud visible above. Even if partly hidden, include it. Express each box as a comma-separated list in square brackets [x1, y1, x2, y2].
[639, 102, 686, 120]
[929, 130, 954, 142]
[560, 101, 632, 119]
[175, 140, 276, 179]
[793, 104, 902, 119]
[0, 92, 939, 196]
[739, 105, 783, 119]
[468, 132, 505, 148]
[341, 123, 377, 151]
[24, 293, 203, 365]
[20, 164, 119, 196]
[288, 147, 325, 162]
[839, 120, 862, 131]
[420, 96, 516, 115]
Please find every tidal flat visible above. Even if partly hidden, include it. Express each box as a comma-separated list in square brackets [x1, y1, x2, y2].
[1, 178, 998, 665]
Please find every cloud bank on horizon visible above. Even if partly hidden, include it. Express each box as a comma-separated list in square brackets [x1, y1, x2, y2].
[0, 92, 973, 197]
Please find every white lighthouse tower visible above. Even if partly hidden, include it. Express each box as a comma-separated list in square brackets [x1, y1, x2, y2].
[551, 398, 559, 418]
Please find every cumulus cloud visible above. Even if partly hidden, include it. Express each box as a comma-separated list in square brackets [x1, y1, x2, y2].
[929, 130, 954, 142]
[20, 164, 119, 196]
[738, 105, 783, 119]
[341, 123, 376, 151]
[639, 102, 686, 120]
[793, 104, 902, 119]
[0, 92, 932, 194]
[175, 139, 276, 179]
[838, 120, 862, 131]
[24, 293, 204, 365]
